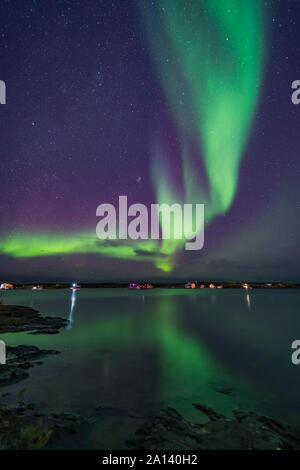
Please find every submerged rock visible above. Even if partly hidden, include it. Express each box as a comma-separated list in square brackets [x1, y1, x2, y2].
[131, 405, 300, 450]
[210, 382, 236, 396]
[0, 305, 65, 387]
[7, 345, 59, 361]
[95, 404, 147, 420]
[0, 367, 29, 387]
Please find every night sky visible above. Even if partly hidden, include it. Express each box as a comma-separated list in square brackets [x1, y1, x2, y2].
[0, 0, 300, 282]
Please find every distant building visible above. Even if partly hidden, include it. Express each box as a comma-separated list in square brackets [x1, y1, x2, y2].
[128, 283, 153, 289]
[185, 282, 196, 289]
[129, 283, 141, 289]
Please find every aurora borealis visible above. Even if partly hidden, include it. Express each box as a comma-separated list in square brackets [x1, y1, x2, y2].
[0, 0, 300, 281]
[142, 0, 265, 213]
[141, 0, 266, 261]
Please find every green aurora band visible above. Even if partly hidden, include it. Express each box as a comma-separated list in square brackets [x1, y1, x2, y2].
[0, 1, 267, 273]
[0, 230, 172, 271]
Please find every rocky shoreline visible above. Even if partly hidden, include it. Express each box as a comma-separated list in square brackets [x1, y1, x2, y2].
[0, 345, 60, 388]
[3, 399, 300, 450]
[129, 405, 300, 450]
[0, 303, 86, 449]
[0, 400, 94, 450]
[0, 304, 68, 390]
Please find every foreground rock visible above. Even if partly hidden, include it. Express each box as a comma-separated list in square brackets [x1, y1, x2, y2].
[0, 303, 66, 389]
[0, 345, 60, 388]
[0, 304, 67, 334]
[0, 401, 94, 450]
[130, 405, 300, 450]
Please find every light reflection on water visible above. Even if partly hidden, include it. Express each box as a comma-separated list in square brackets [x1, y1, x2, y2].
[246, 291, 251, 311]
[66, 290, 77, 331]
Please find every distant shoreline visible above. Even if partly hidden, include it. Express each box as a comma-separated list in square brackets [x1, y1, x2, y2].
[1, 282, 300, 290]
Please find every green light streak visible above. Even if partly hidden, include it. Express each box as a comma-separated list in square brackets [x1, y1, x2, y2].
[0, 231, 175, 270]
[140, 0, 267, 265]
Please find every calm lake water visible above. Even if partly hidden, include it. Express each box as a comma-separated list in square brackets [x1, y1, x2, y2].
[1, 288, 300, 449]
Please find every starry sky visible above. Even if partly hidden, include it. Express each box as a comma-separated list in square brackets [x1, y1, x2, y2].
[0, 0, 299, 282]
